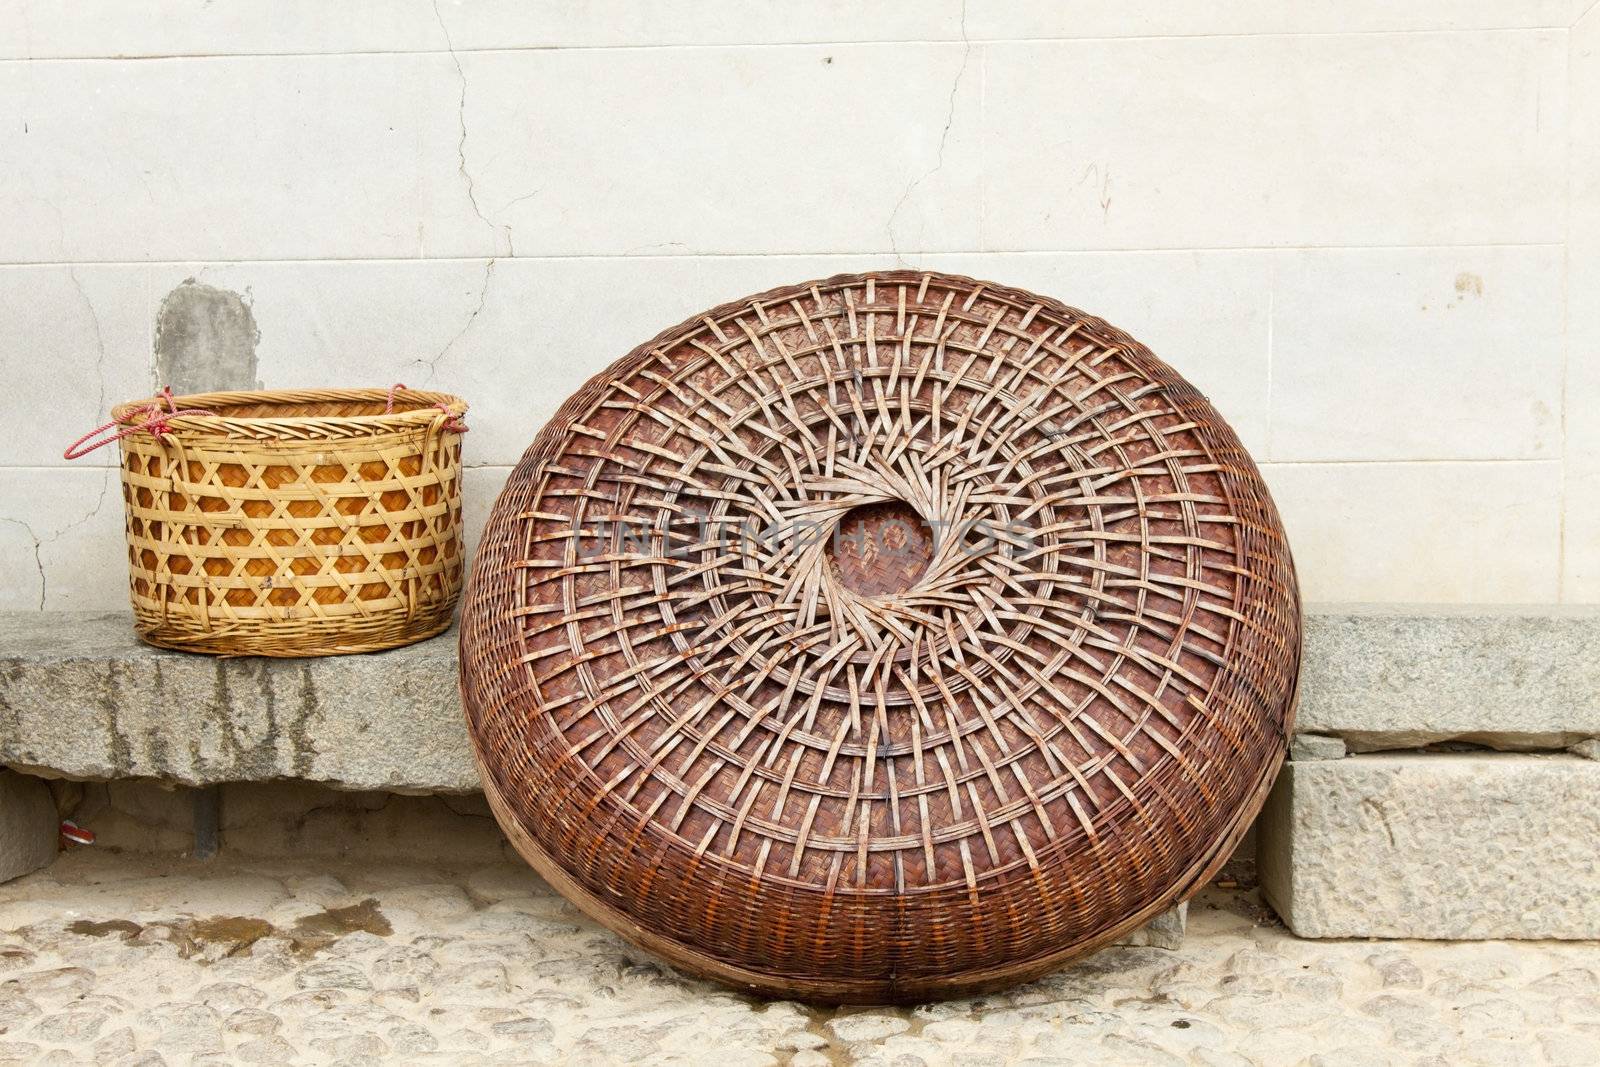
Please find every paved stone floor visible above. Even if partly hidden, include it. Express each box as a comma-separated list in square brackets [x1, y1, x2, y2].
[1, 851, 1597, 1065]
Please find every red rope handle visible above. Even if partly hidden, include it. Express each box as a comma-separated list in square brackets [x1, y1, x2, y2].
[63, 418, 142, 460]
[63, 389, 218, 460]
[386, 382, 468, 433]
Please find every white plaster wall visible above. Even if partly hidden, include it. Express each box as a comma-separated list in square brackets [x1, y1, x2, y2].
[0, 2, 1594, 609]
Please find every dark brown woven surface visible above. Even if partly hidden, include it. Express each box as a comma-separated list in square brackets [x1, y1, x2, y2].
[460, 271, 1300, 1002]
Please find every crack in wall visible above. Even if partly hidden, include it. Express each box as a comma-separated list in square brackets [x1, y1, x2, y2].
[57, 267, 116, 579]
[433, 0, 515, 257]
[1, 518, 48, 610]
[67, 266, 108, 421]
[8, 268, 115, 611]
[4, 475, 113, 611]
[415, 258, 496, 382]
[886, 0, 971, 265]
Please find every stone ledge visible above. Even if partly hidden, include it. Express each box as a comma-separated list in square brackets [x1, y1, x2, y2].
[4, 606, 1597, 791]
[0, 612, 475, 793]
[1258, 753, 1600, 939]
[1300, 604, 1600, 751]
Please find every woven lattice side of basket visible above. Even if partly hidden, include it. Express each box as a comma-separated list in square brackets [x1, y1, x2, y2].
[113, 388, 466, 657]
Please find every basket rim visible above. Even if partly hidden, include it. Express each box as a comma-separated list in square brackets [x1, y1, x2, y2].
[110, 387, 467, 435]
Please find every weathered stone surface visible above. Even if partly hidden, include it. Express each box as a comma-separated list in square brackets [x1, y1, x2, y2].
[6, 607, 1595, 790]
[1299, 605, 1600, 751]
[1116, 903, 1187, 949]
[8, 850, 1600, 1065]
[0, 612, 475, 792]
[0, 770, 56, 883]
[1259, 753, 1600, 939]
[153, 279, 262, 395]
[1290, 733, 1347, 762]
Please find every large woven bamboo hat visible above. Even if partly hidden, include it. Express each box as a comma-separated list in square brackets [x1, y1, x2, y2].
[460, 271, 1300, 1003]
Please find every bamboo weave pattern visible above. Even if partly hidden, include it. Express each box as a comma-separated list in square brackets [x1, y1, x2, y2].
[461, 272, 1299, 1001]
[114, 388, 466, 657]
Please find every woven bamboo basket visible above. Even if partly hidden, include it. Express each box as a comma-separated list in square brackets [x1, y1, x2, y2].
[72, 386, 467, 657]
[460, 271, 1300, 1002]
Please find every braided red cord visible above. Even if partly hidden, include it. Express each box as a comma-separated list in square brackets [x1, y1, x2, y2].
[63, 388, 218, 460]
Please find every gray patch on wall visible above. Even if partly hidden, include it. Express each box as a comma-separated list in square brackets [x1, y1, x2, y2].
[154, 280, 262, 393]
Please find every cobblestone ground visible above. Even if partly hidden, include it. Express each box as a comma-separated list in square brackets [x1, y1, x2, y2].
[1, 851, 1597, 1065]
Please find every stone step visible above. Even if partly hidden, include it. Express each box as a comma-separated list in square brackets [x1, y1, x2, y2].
[5, 607, 1594, 792]
[1258, 752, 1600, 939]
[0, 611, 474, 793]
[1298, 605, 1600, 751]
